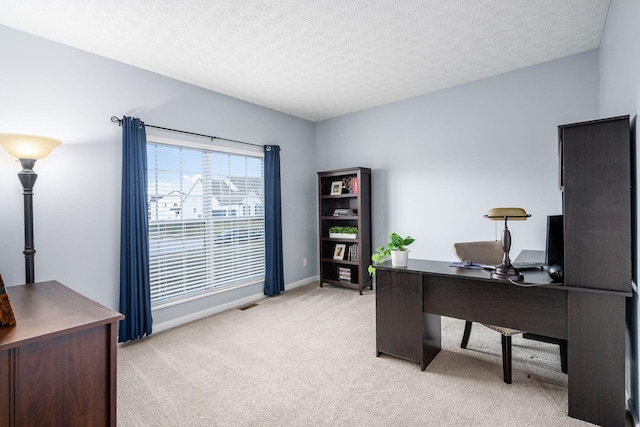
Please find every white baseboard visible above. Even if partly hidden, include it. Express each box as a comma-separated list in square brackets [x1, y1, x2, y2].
[285, 275, 319, 291]
[152, 275, 319, 334]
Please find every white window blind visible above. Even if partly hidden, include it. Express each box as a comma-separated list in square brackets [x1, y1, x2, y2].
[147, 140, 265, 307]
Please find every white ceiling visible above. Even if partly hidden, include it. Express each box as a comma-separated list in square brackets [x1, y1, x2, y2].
[0, 0, 611, 122]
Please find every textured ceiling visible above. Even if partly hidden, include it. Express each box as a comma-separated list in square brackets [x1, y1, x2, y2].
[0, 0, 611, 122]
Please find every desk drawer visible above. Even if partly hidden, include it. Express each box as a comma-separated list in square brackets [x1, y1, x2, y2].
[423, 275, 567, 340]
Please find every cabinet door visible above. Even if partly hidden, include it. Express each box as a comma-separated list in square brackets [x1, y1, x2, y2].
[562, 117, 631, 292]
[568, 292, 626, 425]
[0, 350, 10, 426]
[375, 269, 423, 363]
[15, 327, 111, 427]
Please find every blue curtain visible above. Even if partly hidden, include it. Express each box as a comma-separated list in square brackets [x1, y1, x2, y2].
[118, 116, 153, 342]
[264, 145, 284, 296]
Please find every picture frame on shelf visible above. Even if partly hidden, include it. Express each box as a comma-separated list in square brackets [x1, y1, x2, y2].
[333, 243, 347, 260]
[330, 181, 343, 195]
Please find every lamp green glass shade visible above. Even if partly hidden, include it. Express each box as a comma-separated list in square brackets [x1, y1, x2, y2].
[485, 207, 530, 221]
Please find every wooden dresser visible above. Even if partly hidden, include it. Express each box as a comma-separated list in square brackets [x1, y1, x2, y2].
[0, 281, 123, 427]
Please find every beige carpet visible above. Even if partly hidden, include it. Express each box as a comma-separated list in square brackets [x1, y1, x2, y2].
[118, 282, 598, 426]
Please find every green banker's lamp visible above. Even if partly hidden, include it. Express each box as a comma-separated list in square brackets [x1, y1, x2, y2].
[485, 207, 530, 281]
[0, 133, 62, 284]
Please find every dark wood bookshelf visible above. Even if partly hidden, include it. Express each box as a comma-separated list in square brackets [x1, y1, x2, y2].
[317, 167, 372, 294]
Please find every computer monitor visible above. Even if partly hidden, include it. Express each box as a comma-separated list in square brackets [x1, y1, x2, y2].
[545, 215, 564, 266]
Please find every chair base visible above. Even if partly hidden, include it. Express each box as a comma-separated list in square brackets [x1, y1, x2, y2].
[461, 320, 473, 349]
[461, 321, 566, 384]
[461, 321, 512, 383]
[501, 335, 512, 384]
[522, 332, 568, 374]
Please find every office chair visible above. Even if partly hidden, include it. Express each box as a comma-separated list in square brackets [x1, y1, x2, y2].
[452, 241, 567, 384]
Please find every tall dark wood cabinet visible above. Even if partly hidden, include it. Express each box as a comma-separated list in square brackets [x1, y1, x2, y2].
[317, 167, 372, 294]
[560, 115, 632, 293]
[559, 115, 631, 427]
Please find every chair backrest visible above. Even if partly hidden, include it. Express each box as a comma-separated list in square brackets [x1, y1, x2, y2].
[453, 241, 503, 265]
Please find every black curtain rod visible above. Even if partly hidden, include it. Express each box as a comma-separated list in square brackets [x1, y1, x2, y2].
[110, 116, 263, 149]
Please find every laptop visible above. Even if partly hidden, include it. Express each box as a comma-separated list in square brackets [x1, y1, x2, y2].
[512, 249, 546, 270]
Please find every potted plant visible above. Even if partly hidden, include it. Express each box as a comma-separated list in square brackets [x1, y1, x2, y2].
[329, 226, 358, 239]
[368, 232, 415, 275]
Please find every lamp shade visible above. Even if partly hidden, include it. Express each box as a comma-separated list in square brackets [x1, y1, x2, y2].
[485, 207, 530, 221]
[0, 133, 62, 160]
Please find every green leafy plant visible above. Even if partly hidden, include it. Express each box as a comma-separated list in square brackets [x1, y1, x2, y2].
[329, 226, 358, 235]
[368, 232, 415, 275]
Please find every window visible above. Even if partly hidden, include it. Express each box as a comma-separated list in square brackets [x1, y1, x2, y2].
[147, 137, 265, 307]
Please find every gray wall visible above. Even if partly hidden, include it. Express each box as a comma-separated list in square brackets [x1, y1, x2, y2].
[0, 25, 318, 327]
[2, 4, 637, 418]
[598, 0, 640, 422]
[316, 51, 599, 261]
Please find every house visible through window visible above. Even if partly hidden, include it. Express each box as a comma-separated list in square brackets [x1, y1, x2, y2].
[147, 137, 265, 307]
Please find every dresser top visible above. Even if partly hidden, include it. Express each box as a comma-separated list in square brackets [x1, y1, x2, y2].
[0, 281, 123, 350]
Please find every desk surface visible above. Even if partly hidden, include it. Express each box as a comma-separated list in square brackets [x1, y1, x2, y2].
[376, 259, 560, 287]
[377, 259, 568, 340]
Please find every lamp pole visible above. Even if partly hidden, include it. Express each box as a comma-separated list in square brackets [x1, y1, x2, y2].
[0, 133, 61, 285]
[17, 159, 38, 284]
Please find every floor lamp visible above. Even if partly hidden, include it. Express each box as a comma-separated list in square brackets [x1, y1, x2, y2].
[0, 134, 62, 284]
[485, 207, 530, 281]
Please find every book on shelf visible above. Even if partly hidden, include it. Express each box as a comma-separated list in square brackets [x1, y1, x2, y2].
[347, 244, 359, 262]
[337, 267, 351, 282]
[333, 208, 355, 216]
[340, 176, 359, 194]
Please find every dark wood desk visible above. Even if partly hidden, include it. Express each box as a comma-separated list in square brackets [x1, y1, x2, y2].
[0, 281, 124, 427]
[375, 259, 627, 427]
